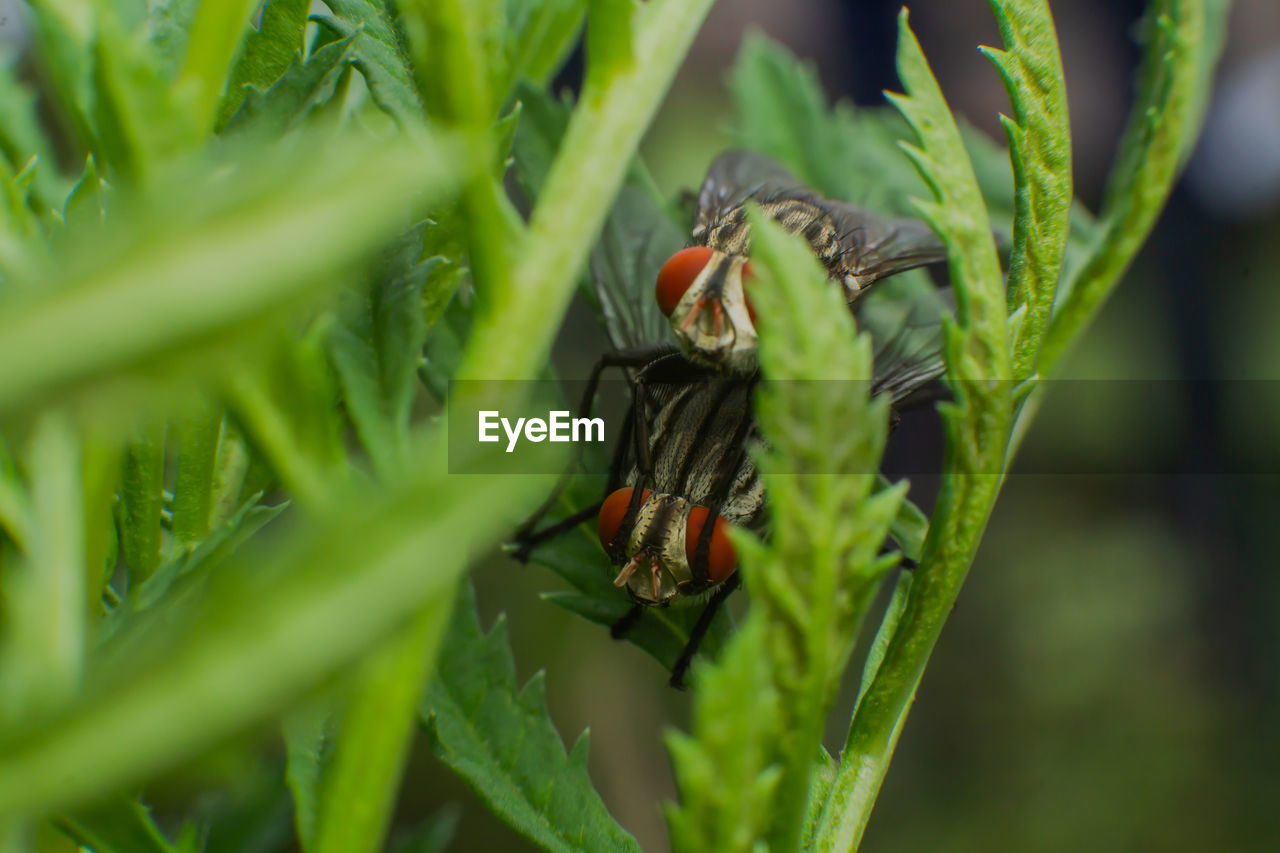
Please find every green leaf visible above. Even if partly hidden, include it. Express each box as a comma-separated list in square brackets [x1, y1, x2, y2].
[328, 227, 435, 478]
[879, 475, 928, 562]
[727, 33, 1034, 238]
[800, 748, 837, 850]
[61, 155, 106, 238]
[886, 25, 1006, 372]
[90, 9, 200, 183]
[133, 492, 288, 612]
[216, 0, 311, 129]
[814, 13, 1016, 849]
[667, 214, 903, 853]
[148, 0, 201, 78]
[665, 618, 782, 853]
[0, 433, 550, 820]
[395, 0, 502, 127]
[283, 695, 333, 851]
[728, 32, 911, 207]
[320, 0, 422, 124]
[979, 0, 1073, 382]
[0, 155, 38, 275]
[422, 582, 641, 853]
[419, 272, 472, 401]
[222, 35, 359, 137]
[224, 324, 351, 510]
[55, 794, 180, 853]
[1040, 0, 1218, 373]
[25, 0, 99, 160]
[0, 129, 463, 415]
[0, 439, 31, 552]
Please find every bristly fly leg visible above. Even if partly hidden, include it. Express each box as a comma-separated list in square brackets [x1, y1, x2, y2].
[511, 345, 677, 561]
[610, 603, 644, 639]
[667, 378, 757, 686]
[669, 573, 742, 690]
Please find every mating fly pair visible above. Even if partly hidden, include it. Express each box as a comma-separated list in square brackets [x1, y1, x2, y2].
[514, 151, 950, 687]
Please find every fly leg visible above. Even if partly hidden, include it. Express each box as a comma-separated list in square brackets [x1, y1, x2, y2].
[689, 379, 759, 586]
[669, 573, 742, 690]
[610, 603, 644, 639]
[508, 500, 605, 562]
[511, 346, 675, 561]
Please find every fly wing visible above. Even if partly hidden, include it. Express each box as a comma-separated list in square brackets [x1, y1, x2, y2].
[590, 185, 683, 350]
[863, 286, 953, 405]
[823, 199, 949, 283]
[693, 150, 818, 240]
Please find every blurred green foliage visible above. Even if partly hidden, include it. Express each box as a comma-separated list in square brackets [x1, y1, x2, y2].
[0, 1, 1233, 852]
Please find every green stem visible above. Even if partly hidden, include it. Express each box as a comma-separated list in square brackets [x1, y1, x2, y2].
[458, 0, 719, 382]
[311, 595, 456, 853]
[814, 471, 1003, 850]
[119, 427, 166, 586]
[172, 411, 221, 547]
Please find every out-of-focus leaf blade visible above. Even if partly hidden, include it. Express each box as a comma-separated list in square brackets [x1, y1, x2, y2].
[0, 59, 65, 215]
[61, 155, 106, 238]
[0, 437, 549, 819]
[55, 795, 179, 853]
[0, 130, 463, 414]
[283, 696, 332, 851]
[329, 227, 435, 476]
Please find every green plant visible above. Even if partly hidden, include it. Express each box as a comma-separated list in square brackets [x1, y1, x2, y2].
[0, 1, 1227, 852]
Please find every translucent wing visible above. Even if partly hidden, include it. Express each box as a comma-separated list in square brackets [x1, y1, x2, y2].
[589, 185, 683, 351]
[821, 199, 949, 284]
[692, 150, 820, 240]
[695, 150, 947, 285]
[862, 284, 952, 405]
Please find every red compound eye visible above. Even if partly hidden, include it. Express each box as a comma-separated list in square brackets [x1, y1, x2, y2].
[598, 487, 651, 549]
[685, 506, 737, 583]
[656, 246, 715, 317]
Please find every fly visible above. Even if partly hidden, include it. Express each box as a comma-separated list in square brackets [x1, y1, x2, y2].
[512, 157, 950, 687]
[656, 150, 949, 372]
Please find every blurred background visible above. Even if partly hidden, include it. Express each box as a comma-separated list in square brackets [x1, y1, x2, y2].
[466, 1, 1280, 850]
[7, 0, 1279, 850]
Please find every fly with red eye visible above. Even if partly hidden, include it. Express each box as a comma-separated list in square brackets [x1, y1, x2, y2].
[511, 156, 951, 688]
[659, 150, 950, 373]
